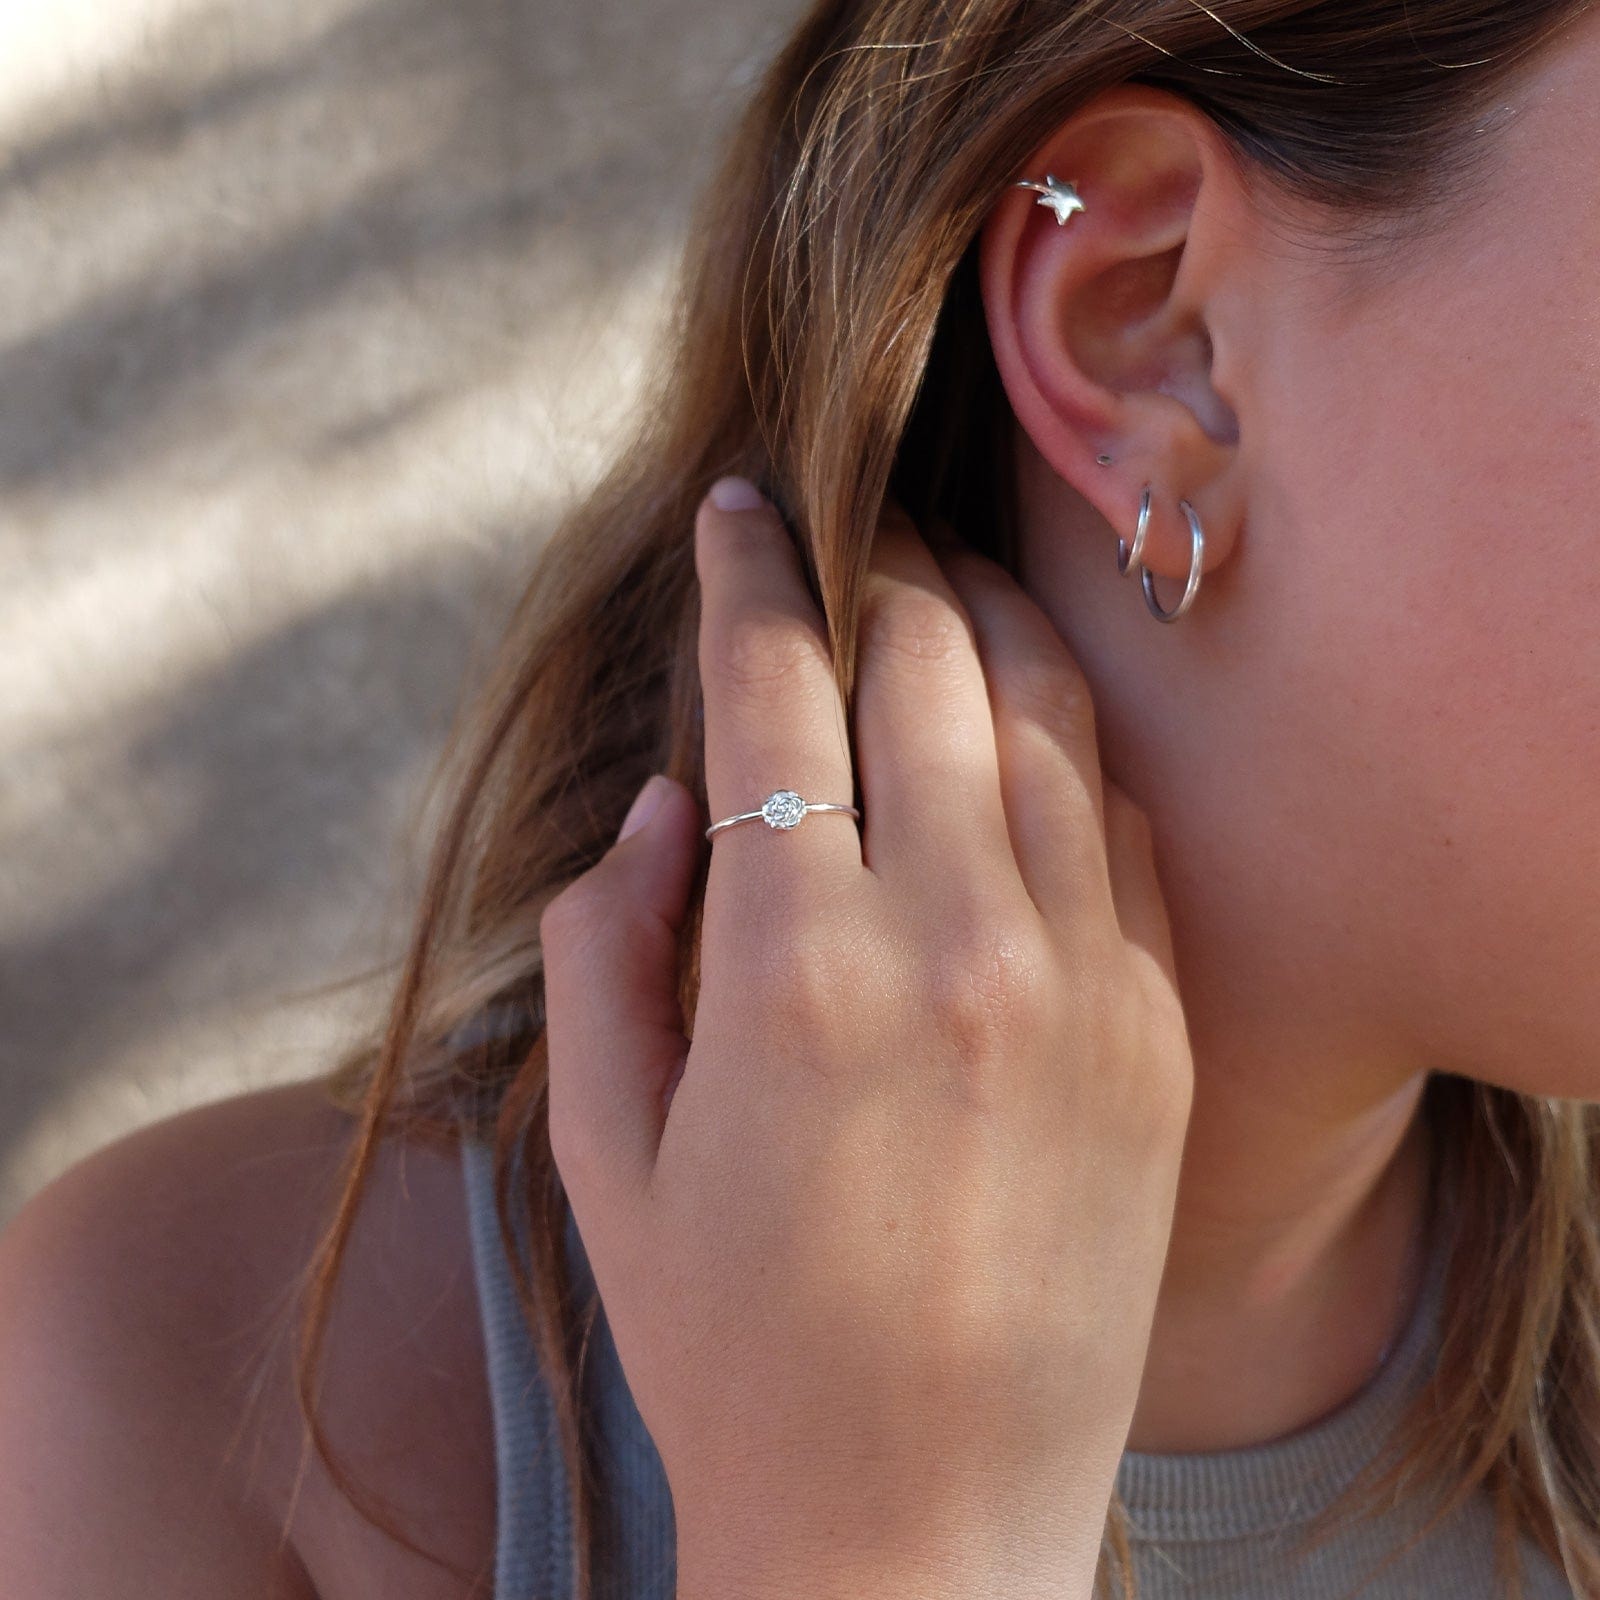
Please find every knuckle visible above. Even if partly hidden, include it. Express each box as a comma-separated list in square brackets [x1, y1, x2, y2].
[860, 580, 974, 674]
[707, 607, 831, 697]
[709, 895, 884, 1073]
[749, 895, 876, 1009]
[759, 941, 856, 1039]
[923, 911, 1053, 1081]
[1003, 650, 1097, 738]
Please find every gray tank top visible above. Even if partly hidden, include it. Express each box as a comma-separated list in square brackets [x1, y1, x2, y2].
[458, 1131, 1574, 1599]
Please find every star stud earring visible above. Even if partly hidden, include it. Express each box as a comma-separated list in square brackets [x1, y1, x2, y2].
[1012, 173, 1086, 225]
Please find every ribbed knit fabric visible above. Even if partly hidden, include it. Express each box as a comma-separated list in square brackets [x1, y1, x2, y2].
[459, 1131, 1575, 1600]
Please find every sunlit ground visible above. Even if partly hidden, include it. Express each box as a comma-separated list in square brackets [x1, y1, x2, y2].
[0, 0, 796, 1222]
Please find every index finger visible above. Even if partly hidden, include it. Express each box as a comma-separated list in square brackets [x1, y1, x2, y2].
[695, 478, 863, 920]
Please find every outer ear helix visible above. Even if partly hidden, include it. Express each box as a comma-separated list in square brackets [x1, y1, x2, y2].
[1008, 168, 1208, 620]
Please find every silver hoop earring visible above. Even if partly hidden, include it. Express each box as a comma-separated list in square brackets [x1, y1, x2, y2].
[1117, 487, 1151, 577]
[1142, 498, 1205, 623]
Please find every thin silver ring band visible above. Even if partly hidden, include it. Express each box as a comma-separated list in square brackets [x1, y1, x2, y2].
[705, 787, 861, 841]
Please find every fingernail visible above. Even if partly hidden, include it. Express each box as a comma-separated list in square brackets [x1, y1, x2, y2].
[617, 774, 669, 842]
[708, 475, 767, 512]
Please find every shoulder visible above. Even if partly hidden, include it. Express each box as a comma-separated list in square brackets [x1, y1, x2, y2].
[0, 1077, 497, 1600]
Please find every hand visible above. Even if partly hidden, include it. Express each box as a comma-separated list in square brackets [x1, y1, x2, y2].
[540, 479, 1194, 1600]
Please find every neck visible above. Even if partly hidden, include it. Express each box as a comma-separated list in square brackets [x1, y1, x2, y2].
[1124, 1049, 1434, 1455]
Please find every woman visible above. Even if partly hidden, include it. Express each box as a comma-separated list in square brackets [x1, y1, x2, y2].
[1, 0, 1596, 1596]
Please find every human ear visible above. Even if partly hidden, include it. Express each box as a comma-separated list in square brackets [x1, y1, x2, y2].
[978, 84, 1253, 594]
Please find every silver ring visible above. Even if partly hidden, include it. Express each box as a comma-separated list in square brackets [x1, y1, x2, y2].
[705, 787, 861, 841]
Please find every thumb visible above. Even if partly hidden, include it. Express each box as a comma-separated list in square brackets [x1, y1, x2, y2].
[540, 772, 700, 1207]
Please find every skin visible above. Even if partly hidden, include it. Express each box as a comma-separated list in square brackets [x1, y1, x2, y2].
[0, 1077, 499, 1599]
[5, 16, 1599, 1600]
[976, 11, 1600, 1451]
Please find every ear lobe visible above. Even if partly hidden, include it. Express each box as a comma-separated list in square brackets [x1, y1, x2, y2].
[977, 85, 1246, 585]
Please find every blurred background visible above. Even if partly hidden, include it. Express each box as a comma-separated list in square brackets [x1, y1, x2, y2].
[0, 0, 799, 1225]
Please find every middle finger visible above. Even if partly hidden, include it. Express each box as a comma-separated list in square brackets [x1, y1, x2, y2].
[852, 507, 1021, 892]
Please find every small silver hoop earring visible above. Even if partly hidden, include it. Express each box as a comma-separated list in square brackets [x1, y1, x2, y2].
[1142, 498, 1205, 623]
[1117, 487, 1151, 577]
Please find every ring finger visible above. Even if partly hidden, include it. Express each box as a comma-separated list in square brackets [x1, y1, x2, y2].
[696, 481, 863, 925]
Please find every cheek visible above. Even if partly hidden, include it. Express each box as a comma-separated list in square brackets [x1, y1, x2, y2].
[1251, 264, 1600, 1095]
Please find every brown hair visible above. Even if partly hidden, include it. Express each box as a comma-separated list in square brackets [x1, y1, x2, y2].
[286, 2, 1600, 1596]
